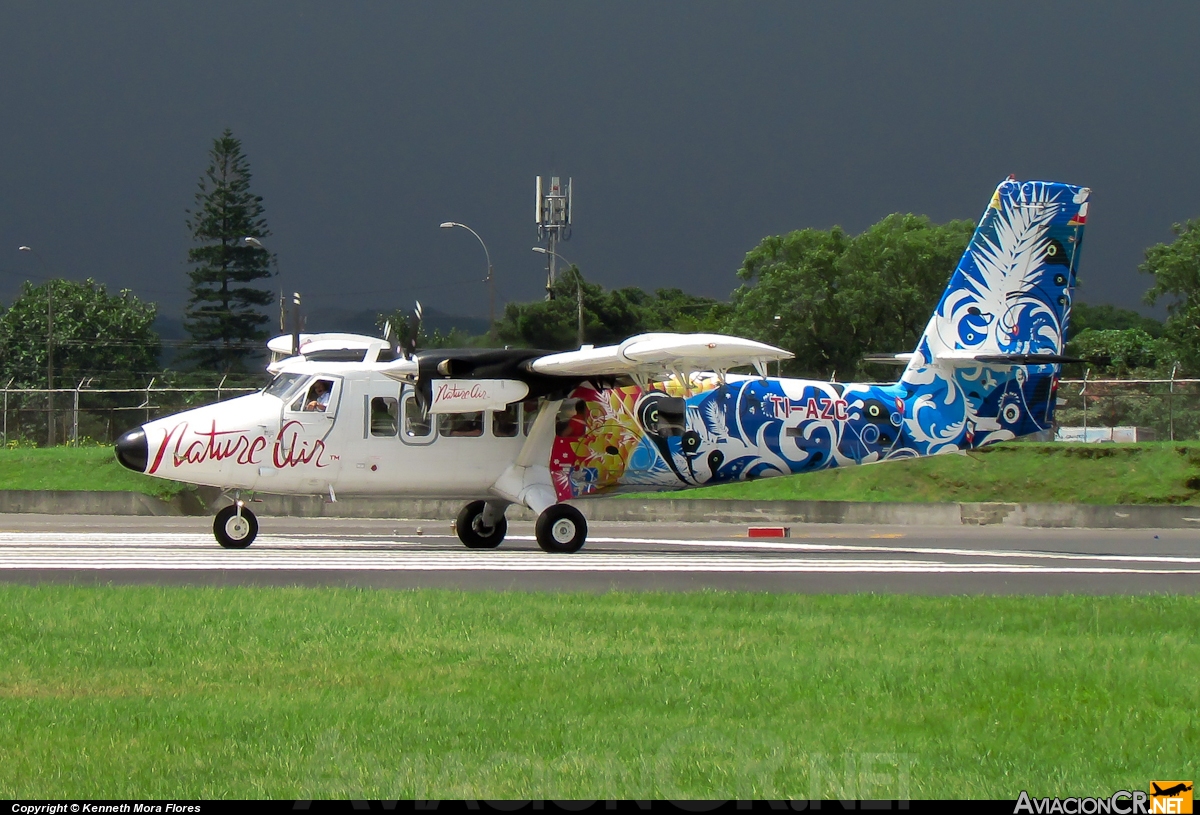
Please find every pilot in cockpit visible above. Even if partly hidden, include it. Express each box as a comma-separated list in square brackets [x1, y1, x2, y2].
[305, 380, 331, 412]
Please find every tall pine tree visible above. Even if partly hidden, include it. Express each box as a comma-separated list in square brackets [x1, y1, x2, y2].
[183, 129, 273, 371]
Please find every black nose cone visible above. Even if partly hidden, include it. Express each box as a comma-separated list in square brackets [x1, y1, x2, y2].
[115, 428, 148, 473]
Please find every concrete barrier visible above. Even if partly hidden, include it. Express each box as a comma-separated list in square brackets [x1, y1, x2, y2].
[1, 489, 1200, 529]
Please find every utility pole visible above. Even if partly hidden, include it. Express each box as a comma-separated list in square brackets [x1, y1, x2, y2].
[532, 247, 586, 348]
[535, 176, 572, 300]
[47, 284, 54, 447]
[292, 292, 302, 356]
[18, 246, 54, 445]
[488, 264, 495, 334]
[439, 222, 494, 332]
[575, 270, 584, 348]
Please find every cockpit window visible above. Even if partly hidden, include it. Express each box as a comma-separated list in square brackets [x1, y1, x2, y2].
[264, 373, 306, 400]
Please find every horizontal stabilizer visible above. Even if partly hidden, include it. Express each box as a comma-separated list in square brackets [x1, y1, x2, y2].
[525, 333, 793, 379]
[862, 353, 916, 366]
[935, 351, 1081, 366]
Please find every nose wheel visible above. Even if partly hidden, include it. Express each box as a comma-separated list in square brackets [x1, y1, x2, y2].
[534, 504, 587, 553]
[455, 500, 508, 549]
[214, 504, 258, 549]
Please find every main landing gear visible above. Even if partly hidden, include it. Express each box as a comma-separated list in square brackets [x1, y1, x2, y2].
[453, 501, 588, 554]
[213, 503, 258, 549]
[534, 504, 587, 554]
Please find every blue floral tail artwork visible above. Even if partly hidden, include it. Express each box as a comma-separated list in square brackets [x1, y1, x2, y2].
[557, 177, 1092, 498]
[898, 177, 1090, 451]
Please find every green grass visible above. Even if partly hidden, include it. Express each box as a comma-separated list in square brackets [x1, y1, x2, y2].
[640, 442, 1200, 505]
[0, 446, 187, 498]
[7, 443, 1200, 507]
[0, 587, 1195, 798]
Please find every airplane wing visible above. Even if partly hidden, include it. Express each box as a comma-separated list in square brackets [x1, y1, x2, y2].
[524, 332, 792, 379]
[267, 332, 388, 356]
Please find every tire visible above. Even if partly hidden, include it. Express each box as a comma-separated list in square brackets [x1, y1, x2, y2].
[534, 504, 587, 554]
[214, 504, 258, 549]
[455, 500, 507, 549]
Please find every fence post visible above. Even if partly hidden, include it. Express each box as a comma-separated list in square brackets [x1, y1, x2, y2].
[1081, 369, 1089, 441]
[2, 378, 9, 449]
[1169, 361, 1179, 442]
[144, 377, 155, 425]
[73, 379, 84, 447]
[217, 374, 227, 404]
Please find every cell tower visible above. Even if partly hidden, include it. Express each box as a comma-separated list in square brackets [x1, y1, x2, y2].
[535, 176, 572, 300]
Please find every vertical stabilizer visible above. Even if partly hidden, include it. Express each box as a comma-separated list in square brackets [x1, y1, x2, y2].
[902, 178, 1089, 381]
[896, 179, 1089, 449]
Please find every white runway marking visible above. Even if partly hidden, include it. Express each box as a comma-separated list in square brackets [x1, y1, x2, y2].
[0, 532, 1197, 575]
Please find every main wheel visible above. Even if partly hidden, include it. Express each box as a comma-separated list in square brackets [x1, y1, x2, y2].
[534, 504, 587, 554]
[455, 500, 507, 549]
[213, 504, 258, 549]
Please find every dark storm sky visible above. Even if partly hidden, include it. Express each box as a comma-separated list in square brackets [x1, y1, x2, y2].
[1, 2, 1197, 327]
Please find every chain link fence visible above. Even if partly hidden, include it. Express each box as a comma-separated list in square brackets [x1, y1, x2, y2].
[4, 376, 1200, 448]
[1054, 377, 1200, 442]
[1, 381, 259, 448]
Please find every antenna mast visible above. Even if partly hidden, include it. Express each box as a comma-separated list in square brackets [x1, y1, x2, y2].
[535, 176, 572, 300]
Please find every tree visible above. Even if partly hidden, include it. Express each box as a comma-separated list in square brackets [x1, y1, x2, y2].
[183, 129, 274, 372]
[0, 279, 160, 387]
[1066, 328, 1170, 377]
[1142, 218, 1200, 372]
[493, 269, 727, 350]
[1069, 302, 1164, 338]
[725, 214, 974, 378]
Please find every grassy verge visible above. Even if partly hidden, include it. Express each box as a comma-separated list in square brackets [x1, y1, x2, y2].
[635, 442, 1200, 505]
[0, 587, 1195, 798]
[0, 446, 188, 499]
[6, 443, 1200, 506]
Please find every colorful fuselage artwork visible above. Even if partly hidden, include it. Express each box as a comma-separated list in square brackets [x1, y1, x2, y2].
[550, 369, 1054, 501]
[553, 178, 1087, 501]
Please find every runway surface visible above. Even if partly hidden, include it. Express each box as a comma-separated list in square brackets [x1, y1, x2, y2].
[1, 514, 1198, 592]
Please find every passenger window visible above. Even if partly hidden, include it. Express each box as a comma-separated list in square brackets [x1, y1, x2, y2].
[556, 399, 590, 438]
[403, 396, 432, 438]
[439, 412, 484, 438]
[493, 404, 519, 438]
[521, 398, 542, 436]
[370, 397, 399, 437]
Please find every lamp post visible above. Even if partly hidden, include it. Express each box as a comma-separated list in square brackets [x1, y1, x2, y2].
[532, 247, 585, 348]
[242, 237, 298, 355]
[440, 222, 495, 332]
[18, 246, 55, 446]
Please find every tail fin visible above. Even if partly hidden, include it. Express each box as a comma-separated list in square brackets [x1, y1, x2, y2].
[902, 178, 1089, 382]
[896, 179, 1089, 448]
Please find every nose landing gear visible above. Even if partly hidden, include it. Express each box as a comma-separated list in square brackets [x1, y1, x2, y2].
[455, 500, 509, 549]
[213, 503, 258, 549]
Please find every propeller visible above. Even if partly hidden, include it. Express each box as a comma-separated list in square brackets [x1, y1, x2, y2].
[406, 301, 423, 359]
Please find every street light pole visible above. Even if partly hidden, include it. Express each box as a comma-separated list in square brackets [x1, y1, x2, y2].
[532, 247, 585, 348]
[243, 237, 297, 354]
[440, 222, 494, 332]
[18, 246, 54, 446]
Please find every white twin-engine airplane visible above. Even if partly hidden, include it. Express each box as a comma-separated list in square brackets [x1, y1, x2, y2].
[116, 178, 1089, 553]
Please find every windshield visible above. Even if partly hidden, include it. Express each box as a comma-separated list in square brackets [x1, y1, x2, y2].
[263, 372, 307, 401]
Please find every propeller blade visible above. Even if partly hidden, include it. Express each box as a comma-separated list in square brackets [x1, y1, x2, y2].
[408, 301, 423, 358]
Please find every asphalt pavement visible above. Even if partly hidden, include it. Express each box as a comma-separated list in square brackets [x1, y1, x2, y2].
[0, 514, 1197, 593]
